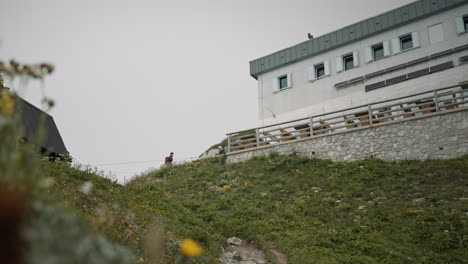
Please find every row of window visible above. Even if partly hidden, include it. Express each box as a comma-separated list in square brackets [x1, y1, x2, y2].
[273, 15, 468, 92]
[313, 31, 419, 80]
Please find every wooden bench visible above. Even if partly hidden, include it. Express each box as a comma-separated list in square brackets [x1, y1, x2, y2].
[319, 121, 334, 133]
[262, 132, 280, 143]
[293, 123, 311, 139]
[416, 100, 436, 114]
[343, 116, 358, 129]
[310, 120, 334, 135]
[373, 107, 394, 124]
[441, 94, 459, 110]
[354, 111, 372, 126]
[231, 135, 255, 151]
[399, 104, 415, 118]
[279, 129, 297, 142]
[231, 134, 267, 151]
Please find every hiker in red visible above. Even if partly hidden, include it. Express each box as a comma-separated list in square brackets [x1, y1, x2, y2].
[165, 152, 174, 165]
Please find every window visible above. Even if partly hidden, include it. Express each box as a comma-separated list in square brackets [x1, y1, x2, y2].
[365, 41, 389, 63]
[455, 15, 468, 34]
[465, 16, 468, 31]
[315, 63, 325, 78]
[343, 54, 354, 71]
[336, 51, 358, 72]
[372, 44, 384, 60]
[272, 73, 291, 92]
[308, 61, 330, 81]
[400, 34, 413, 51]
[279, 76, 288, 89]
[391, 32, 419, 54]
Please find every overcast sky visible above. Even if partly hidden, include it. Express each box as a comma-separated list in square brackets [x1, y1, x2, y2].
[1, 0, 413, 183]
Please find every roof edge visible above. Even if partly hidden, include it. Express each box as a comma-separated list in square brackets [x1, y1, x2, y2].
[249, 0, 468, 79]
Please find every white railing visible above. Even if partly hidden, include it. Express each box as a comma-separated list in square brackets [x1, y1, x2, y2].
[227, 84, 468, 153]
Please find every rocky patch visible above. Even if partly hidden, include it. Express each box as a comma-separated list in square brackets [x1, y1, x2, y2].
[220, 237, 287, 264]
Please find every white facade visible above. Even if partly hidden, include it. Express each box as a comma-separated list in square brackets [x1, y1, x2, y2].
[256, 4, 468, 126]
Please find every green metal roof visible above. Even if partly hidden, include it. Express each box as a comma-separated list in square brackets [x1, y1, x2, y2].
[249, 0, 468, 79]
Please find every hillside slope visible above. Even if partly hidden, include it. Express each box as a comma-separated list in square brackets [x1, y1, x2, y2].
[44, 155, 468, 264]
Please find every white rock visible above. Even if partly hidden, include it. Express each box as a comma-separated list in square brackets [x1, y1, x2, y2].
[200, 148, 222, 159]
[79, 181, 93, 194]
[227, 237, 242, 246]
[412, 198, 425, 203]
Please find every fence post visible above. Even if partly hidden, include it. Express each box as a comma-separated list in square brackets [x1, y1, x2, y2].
[227, 134, 231, 153]
[433, 89, 440, 112]
[309, 116, 314, 137]
[256, 128, 260, 147]
[368, 104, 373, 125]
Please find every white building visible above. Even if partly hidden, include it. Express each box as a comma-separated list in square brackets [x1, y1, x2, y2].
[250, 0, 468, 127]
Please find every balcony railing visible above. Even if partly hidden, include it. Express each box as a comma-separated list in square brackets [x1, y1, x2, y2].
[227, 83, 468, 153]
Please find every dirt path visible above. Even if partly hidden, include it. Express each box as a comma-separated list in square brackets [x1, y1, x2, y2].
[270, 249, 288, 264]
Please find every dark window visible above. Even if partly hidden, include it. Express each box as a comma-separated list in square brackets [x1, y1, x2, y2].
[343, 54, 354, 71]
[464, 16, 468, 32]
[315, 63, 325, 78]
[372, 44, 384, 60]
[400, 34, 413, 51]
[279, 76, 288, 89]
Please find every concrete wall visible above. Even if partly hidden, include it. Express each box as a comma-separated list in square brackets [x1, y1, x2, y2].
[227, 109, 468, 163]
[258, 4, 468, 126]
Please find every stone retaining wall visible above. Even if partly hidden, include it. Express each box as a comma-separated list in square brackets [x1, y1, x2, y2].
[226, 109, 468, 163]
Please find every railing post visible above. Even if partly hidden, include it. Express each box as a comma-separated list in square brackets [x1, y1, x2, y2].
[433, 89, 440, 112]
[368, 104, 373, 125]
[227, 134, 231, 153]
[309, 116, 314, 137]
[256, 128, 260, 147]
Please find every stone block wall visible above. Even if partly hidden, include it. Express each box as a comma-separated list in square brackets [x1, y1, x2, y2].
[226, 109, 468, 163]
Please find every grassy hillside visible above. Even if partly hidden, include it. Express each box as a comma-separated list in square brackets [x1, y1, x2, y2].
[43, 155, 468, 264]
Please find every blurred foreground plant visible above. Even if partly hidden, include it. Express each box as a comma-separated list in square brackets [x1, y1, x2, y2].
[0, 69, 136, 264]
[0, 90, 14, 116]
[0, 59, 54, 80]
[0, 182, 30, 264]
[180, 238, 203, 259]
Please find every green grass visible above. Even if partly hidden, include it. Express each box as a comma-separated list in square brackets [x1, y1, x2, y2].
[42, 155, 468, 263]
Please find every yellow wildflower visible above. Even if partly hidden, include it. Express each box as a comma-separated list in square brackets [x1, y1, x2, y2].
[223, 185, 230, 189]
[0, 92, 14, 116]
[180, 238, 202, 258]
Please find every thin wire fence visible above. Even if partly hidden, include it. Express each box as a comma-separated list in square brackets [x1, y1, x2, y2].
[77, 156, 202, 185]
